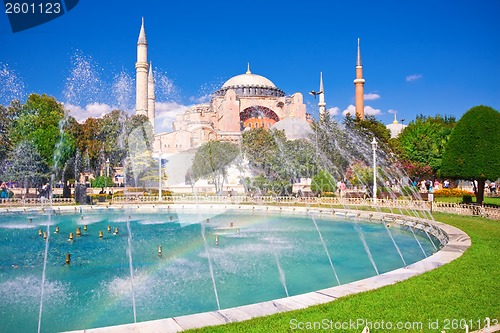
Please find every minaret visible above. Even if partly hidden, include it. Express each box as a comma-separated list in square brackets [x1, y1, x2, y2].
[354, 38, 365, 120]
[148, 61, 155, 132]
[318, 72, 326, 118]
[135, 17, 149, 118]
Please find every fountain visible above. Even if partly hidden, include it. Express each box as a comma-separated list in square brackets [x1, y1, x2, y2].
[0, 52, 468, 333]
[0, 205, 447, 333]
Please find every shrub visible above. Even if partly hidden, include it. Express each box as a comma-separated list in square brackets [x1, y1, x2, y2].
[148, 189, 173, 196]
[462, 194, 473, 204]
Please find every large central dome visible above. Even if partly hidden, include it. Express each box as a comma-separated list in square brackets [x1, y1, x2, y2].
[215, 65, 284, 97]
[222, 72, 276, 89]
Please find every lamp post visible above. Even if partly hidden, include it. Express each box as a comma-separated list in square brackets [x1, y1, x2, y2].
[371, 137, 378, 204]
[157, 153, 163, 202]
[106, 158, 110, 177]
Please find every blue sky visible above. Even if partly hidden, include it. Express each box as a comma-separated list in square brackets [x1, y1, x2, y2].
[1, 0, 499, 132]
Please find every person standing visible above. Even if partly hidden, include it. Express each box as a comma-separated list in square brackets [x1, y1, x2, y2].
[1, 182, 9, 199]
[490, 181, 497, 194]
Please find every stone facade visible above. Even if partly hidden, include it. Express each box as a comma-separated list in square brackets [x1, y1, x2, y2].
[152, 68, 308, 153]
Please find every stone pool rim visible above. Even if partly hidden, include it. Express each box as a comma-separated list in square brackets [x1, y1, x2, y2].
[0, 204, 471, 333]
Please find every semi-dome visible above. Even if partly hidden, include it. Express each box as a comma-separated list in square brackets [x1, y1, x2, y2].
[215, 65, 285, 97]
[271, 118, 313, 140]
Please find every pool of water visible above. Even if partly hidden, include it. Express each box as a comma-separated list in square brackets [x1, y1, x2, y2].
[0, 207, 438, 332]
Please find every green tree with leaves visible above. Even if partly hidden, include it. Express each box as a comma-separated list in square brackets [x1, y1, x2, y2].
[91, 176, 114, 189]
[3, 141, 48, 194]
[10, 94, 66, 168]
[242, 128, 285, 177]
[191, 141, 240, 194]
[311, 170, 337, 194]
[396, 114, 455, 177]
[0, 104, 15, 161]
[345, 161, 373, 187]
[440, 105, 500, 205]
[344, 114, 392, 147]
[310, 113, 349, 175]
[99, 110, 128, 166]
[280, 139, 317, 181]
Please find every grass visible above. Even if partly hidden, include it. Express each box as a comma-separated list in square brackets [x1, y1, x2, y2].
[435, 196, 500, 207]
[186, 213, 500, 333]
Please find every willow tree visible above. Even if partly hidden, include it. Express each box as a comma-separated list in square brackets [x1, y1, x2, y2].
[440, 105, 500, 205]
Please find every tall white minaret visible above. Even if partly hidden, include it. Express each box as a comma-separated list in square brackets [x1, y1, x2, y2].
[318, 72, 326, 118]
[135, 17, 149, 118]
[147, 61, 155, 132]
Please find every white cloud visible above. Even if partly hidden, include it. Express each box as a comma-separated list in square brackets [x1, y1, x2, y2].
[406, 73, 423, 82]
[155, 101, 189, 133]
[342, 104, 381, 117]
[364, 106, 381, 116]
[364, 93, 380, 100]
[63, 100, 189, 134]
[342, 104, 356, 116]
[189, 94, 212, 104]
[64, 102, 114, 122]
[388, 109, 397, 115]
[328, 107, 340, 116]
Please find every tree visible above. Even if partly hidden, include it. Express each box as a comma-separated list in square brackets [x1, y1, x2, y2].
[91, 176, 113, 189]
[241, 128, 317, 195]
[99, 110, 128, 167]
[280, 139, 317, 181]
[126, 126, 155, 188]
[242, 128, 285, 177]
[310, 114, 349, 175]
[191, 141, 240, 194]
[396, 115, 455, 177]
[440, 105, 500, 205]
[344, 114, 392, 147]
[10, 94, 66, 168]
[3, 141, 48, 194]
[80, 117, 103, 174]
[0, 104, 14, 161]
[311, 170, 337, 194]
[345, 161, 373, 187]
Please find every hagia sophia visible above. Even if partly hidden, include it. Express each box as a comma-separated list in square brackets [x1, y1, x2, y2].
[134, 18, 404, 163]
[133, 18, 398, 159]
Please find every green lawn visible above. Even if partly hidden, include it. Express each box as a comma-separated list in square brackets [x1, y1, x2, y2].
[435, 196, 500, 206]
[186, 213, 500, 333]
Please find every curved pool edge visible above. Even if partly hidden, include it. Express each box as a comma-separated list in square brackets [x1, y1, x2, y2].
[1, 204, 470, 333]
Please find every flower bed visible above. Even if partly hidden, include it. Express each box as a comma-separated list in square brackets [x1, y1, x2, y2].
[433, 188, 474, 197]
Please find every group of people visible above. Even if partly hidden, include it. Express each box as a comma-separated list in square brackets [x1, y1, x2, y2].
[410, 179, 452, 193]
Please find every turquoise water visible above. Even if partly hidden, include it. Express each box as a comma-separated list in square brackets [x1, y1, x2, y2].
[0, 208, 438, 332]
